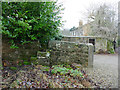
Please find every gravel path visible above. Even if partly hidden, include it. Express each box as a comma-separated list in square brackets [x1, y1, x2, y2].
[83, 54, 118, 88]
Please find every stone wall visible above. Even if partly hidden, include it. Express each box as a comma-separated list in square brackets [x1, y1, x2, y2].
[37, 41, 93, 67]
[95, 38, 107, 52]
[3, 39, 94, 68]
[2, 39, 40, 61]
[62, 36, 88, 43]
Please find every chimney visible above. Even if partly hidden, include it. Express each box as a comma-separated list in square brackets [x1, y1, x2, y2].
[79, 20, 83, 27]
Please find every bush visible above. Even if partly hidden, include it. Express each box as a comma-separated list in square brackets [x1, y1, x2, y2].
[108, 48, 115, 54]
[107, 40, 115, 54]
[2, 2, 64, 49]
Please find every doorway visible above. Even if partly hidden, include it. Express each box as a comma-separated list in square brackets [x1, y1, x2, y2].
[89, 39, 95, 52]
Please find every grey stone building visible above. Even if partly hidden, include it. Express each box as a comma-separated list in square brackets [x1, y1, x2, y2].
[61, 20, 84, 36]
[60, 20, 115, 53]
[62, 36, 108, 52]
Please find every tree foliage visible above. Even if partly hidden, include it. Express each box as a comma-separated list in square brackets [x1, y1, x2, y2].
[69, 26, 77, 31]
[2, 1, 64, 48]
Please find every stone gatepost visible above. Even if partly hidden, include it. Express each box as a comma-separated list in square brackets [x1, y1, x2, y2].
[87, 43, 94, 68]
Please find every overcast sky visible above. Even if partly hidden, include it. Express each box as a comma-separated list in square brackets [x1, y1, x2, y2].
[58, 0, 119, 30]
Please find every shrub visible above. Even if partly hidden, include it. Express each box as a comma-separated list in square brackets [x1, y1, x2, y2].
[2, 2, 64, 49]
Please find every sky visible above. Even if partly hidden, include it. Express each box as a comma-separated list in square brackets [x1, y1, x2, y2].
[57, 0, 119, 30]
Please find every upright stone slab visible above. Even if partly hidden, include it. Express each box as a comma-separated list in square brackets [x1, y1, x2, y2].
[37, 51, 50, 66]
[87, 43, 94, 68]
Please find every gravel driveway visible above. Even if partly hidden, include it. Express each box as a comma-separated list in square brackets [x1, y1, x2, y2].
[84, 54, 118, 88]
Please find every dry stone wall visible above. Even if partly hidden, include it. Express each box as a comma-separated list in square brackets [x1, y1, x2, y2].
[37, 41, 93, 67]
[3, 39, 93, 68]
[49, 41, 89, 66]
[2, 39, 40, 61]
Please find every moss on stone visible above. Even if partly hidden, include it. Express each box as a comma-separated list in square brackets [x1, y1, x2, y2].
[10, 67, 17, 70]
[30, 57, 37, 61]
[37, 51, 48, 57]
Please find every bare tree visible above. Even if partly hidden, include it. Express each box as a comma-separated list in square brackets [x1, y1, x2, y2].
[84, 4, 118, 41]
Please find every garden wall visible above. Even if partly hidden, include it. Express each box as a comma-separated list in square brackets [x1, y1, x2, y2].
[37, 41, 94, 67]
[2, 39, 40, 62]
[2, 39, 94, 68]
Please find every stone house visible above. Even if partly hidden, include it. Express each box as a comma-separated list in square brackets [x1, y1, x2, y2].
[61, 20, 115, 52]
[69, 20, 84, 36]
[61, 20, 92, 36]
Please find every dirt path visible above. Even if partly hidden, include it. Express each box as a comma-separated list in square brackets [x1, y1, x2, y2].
[84, 54, 118, 88]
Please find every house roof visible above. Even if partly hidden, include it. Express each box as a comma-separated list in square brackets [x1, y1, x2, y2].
[63, 35, 107, 38]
